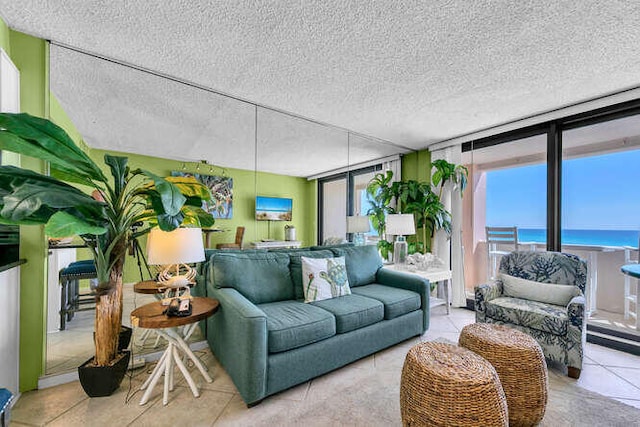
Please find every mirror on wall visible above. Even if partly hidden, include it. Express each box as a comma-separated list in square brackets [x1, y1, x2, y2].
[45, 43, 408, 376]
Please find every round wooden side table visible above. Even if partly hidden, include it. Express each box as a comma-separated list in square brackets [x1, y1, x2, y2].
[131, 297, 219, 406]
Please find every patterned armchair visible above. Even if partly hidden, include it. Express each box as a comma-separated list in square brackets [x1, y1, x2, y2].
[475, 251, 588, 378]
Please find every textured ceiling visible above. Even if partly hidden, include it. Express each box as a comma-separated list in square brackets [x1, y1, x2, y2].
[2, 1, 640, 176]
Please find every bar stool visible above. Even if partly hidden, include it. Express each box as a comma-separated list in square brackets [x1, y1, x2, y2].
[59, 260, 98, 330]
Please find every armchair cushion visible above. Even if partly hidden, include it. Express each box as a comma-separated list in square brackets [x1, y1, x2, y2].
[485, 297, 568, 336]
[501, 273, 579, 306]
[257, 300, 336, 353]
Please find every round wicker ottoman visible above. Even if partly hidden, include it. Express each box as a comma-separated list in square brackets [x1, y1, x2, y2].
[400, 342, 508, 427]
[459, 323, 548, 427]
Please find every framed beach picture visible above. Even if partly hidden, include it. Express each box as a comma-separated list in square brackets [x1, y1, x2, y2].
[171, 171, 233, 219]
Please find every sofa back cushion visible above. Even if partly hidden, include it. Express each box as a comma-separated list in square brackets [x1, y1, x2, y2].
[329, 245, 382, 287]
[212, 252, 294, 304]
[288, 250, 334, 300]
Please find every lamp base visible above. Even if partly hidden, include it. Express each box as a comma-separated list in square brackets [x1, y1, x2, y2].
[353, 233, 366, 246]
[393, 236, 408, 267]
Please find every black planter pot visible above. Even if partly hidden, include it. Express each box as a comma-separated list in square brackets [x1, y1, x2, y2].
[78, 350, 130, 397]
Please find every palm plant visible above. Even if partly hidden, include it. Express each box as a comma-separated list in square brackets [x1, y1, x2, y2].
[0, 113, 213, 367]
[365, 170, 396, 260]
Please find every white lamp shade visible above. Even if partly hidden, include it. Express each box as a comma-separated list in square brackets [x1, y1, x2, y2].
[146, 227, 205, 265]
[386, 214, 416, 236]
[347, 216, 370, 233]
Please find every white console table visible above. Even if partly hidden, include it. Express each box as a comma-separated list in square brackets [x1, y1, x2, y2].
[383, 265, 453, 314]
[249, 240, 302, 250]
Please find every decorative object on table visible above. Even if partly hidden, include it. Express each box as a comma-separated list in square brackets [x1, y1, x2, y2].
[146, 227, 205, 303]
[400, 341, 508, 427]
[405, 252, 444, 271]
[475, 250, 587, 378]
[172, 170, 233, 219]
[284, 224, 296, 241]
[347, 215, 369, 246]
[386, 214, 415, 268]
[459, 323, 548, 426]
[0, 113, 213, 397]
[301, 256, 351, 302]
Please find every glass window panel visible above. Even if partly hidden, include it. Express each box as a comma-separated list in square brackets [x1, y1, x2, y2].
[562, 114, 640, 336]
[462, 134, 547, 298]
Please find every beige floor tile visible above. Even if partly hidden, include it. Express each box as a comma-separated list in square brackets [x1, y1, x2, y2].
[572, 363, 640, 400]
[585, 342, 640, 368]
[11, 382, 87, 426]
[47, 381, 154, 426]
[213, 393, 305, 426]
[425, 315, 459, 333]
[134, 387, 234, 427]
[607, 366, 640, 390]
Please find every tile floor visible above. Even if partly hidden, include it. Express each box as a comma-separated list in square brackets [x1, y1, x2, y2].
[10, 307, 640, 426]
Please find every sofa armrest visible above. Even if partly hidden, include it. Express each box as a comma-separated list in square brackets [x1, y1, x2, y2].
[375, 268, 430, 332]
[474, 281, 503, 322]
[207, 287, 268, 405]
[567, 294, 586, 329]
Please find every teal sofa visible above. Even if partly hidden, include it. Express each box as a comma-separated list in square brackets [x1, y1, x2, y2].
[198, 245, 430, 405]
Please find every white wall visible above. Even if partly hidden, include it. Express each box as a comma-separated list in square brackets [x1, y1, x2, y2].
[0, 266, 21, 397]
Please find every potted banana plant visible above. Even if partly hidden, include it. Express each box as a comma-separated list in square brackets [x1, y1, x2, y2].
[0, 113, 213, 396]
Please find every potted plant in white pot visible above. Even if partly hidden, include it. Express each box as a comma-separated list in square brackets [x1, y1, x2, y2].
[0, 113, 213, 396]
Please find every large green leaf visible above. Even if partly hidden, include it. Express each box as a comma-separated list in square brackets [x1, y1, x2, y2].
[139, 170, 186, 217]
[104, 155, 129, 197]
[0, 166, 105, 226]
[45, 211, 107, 237]
[165, 176, 212, 201]
[0, 113, 107, 184]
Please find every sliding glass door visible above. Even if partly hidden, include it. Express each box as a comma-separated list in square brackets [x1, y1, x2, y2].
[562, 113, 640, 337]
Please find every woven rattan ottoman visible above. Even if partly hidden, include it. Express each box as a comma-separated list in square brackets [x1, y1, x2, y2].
[459, 323, 548, 427]
[400, 342, 508, 427]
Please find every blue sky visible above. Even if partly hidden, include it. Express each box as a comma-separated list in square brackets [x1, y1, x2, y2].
[487, 149, 640, 230]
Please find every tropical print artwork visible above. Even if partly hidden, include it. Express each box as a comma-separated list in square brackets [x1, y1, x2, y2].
[302, 256, 351, 302]
[172, 171, 233, 219]
[475, 251, 587, 372]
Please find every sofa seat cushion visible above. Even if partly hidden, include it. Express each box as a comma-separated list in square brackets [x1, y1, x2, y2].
[351, 284, 420, 320]
[257, 300, 336, 353]
[485, 297, 568, 336]
[311, 294, 384, 333]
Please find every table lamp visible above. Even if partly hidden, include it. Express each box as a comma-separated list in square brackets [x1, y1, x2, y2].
[146, 227, 205, 300]
[386, 214, 415, 267]
[347, 215, 370, 245]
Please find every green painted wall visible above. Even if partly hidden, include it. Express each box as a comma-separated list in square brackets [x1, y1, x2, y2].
[8, 29, 49, 392]
[0, 17, 10, 55]
[401, 149, 431, 182]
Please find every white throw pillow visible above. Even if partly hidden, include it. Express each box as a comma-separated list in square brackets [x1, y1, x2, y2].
[500, 273, 579, 306]
[301, 256, 351, 303]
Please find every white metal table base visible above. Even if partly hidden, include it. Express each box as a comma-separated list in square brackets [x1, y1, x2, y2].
[139, 323, 212, 405]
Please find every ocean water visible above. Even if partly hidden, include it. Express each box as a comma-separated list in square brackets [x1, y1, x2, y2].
[518, 228, 640, 248]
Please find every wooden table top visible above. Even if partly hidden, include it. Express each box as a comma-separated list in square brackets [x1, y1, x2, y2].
[130, 297, 219, 329]
[133, 280, 167, 294]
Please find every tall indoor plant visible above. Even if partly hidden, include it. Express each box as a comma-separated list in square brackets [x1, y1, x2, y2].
[0, 113, 213, 372]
